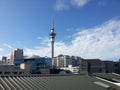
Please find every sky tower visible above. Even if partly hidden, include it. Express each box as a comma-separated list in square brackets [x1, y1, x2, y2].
[50, 20, 56, 60]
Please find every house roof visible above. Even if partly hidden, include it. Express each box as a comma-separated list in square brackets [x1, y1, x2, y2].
[0, 74, 119, 90]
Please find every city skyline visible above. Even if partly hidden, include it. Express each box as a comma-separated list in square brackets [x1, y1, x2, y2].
[0, 0, 120, 60]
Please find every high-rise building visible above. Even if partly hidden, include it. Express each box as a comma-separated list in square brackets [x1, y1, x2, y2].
[53, 55, 71, 68]
[2, 56, 8, 64]
[53, 55, 82, 68]
[10, 48, 24, 65]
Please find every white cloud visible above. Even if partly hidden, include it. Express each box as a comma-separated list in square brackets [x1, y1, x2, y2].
[4, 44, 14, 49]
[64, 35, 73, 39]
[24, 38, 51, 57]
[24, 47, 50, 57]
[71, 0, 89, 7]
[70, 19, 120, 60]
[55, 0, 69, 11]
[55, 0, 89, 11]
[24, 19, 120, 60]
[0, 48, 4, 51]
[36, 37, 43, 40]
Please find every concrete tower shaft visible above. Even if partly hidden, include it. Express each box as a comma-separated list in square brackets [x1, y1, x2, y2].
[50, 20, 56, 59]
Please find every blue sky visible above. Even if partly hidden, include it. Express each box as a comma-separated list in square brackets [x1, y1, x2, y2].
[0, 0, 120, 60]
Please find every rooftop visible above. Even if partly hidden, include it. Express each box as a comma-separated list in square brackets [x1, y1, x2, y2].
[83, 59, 102, 62]
[0, 74, 120, 90]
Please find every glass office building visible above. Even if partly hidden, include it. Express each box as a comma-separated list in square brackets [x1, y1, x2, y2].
[14, 57, 51, 74]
